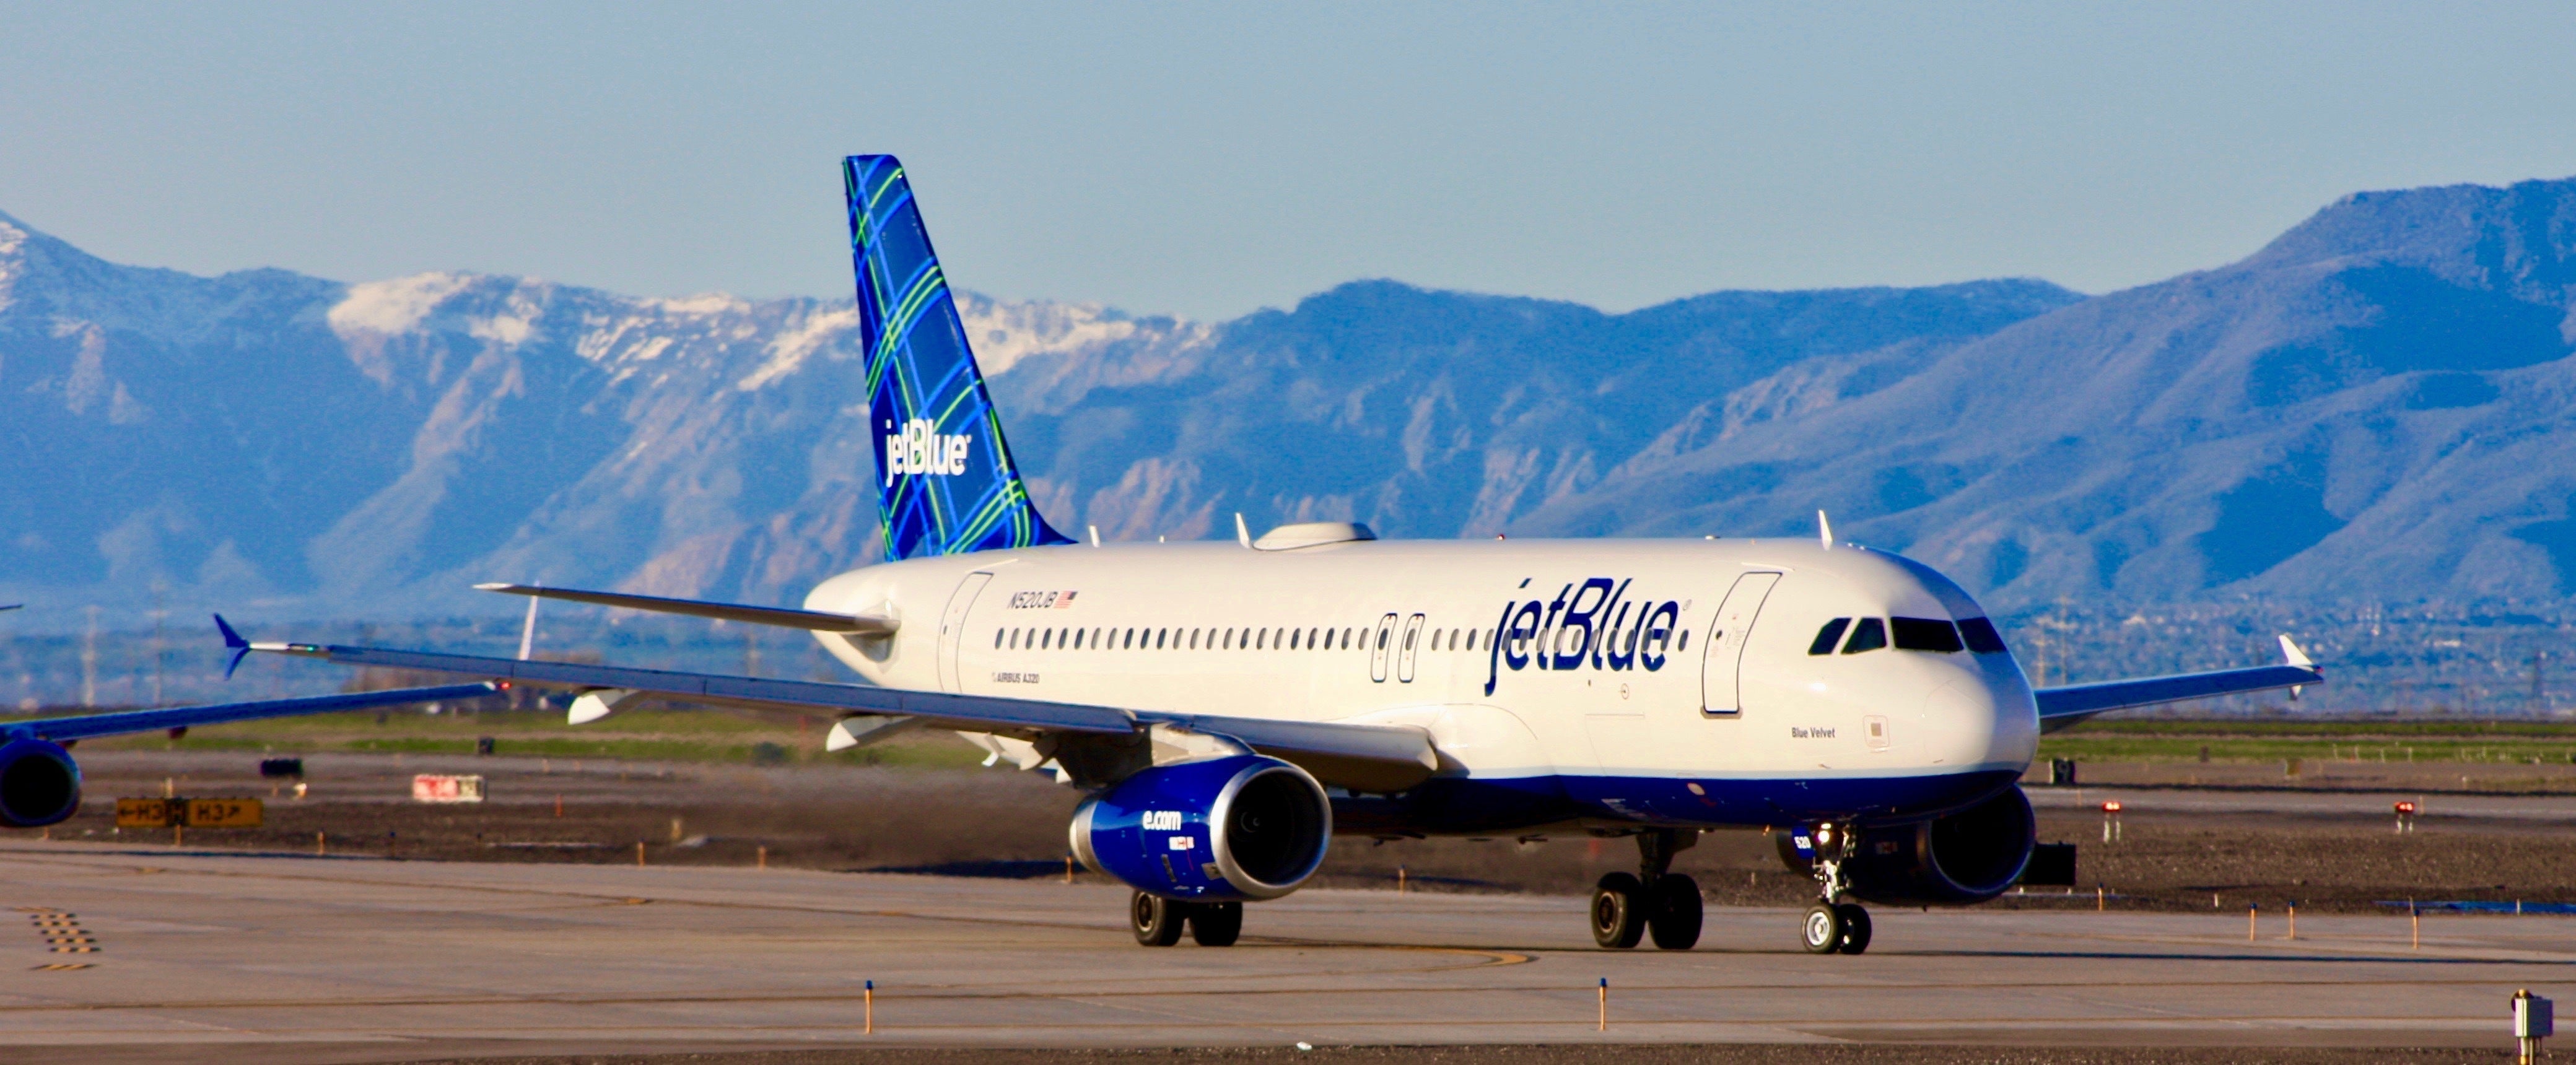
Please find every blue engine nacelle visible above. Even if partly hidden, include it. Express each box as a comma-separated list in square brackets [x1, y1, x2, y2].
[0, 737, 82, 828]
[1070, 754, 1331, 902]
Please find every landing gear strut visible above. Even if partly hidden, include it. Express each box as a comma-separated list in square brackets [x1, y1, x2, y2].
[1130, 891, 1244, 947]
[1590, 828, 1703, 950]
[1799, 822, 1871, 955]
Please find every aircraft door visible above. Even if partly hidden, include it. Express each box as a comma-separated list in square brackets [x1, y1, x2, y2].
[1369, 613, 1397, 682]
[935, 572, 995, 693]
[1396, 614, 1426, 682]
[1699, 572, 1781, 716]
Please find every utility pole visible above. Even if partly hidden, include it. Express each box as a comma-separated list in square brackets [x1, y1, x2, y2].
[149, 583, 167, 706]
[2535, 650, 2548, 714]
[80, 606, 100, 708]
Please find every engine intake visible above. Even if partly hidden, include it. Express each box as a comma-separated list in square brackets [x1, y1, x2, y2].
[0, 738, 82, 828]
[1072, 754, 1331, 901]
[1775, 785, 2035, 906]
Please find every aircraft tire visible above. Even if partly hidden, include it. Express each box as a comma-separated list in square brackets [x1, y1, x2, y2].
[1833, 903, 1872, 955]
[1591, 872, 1648, 949]
[1189, 901, 1244, 947]
[1130, 890, 1189, 947]
[1646, 874, 1702, 950]
[1801, 902, 1844, 954]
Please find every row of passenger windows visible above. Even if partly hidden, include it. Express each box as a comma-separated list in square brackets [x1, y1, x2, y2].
[1807, 615, 2007, 656]
[995, 625, 1502, 653]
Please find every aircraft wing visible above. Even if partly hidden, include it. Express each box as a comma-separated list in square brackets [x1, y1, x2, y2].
[223, 621, 1438, 792]
[2, 683, 500, 743]
[2035, 635, 2324, 734]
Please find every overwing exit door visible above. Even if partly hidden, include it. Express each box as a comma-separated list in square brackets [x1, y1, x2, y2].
[1699, 572, 1781, 716]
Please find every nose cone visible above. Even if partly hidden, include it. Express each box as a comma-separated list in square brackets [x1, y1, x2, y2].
[1921, 666, 2039, 772]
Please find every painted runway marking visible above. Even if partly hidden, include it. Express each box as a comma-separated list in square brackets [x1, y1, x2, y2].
[18, 906, 99, 955]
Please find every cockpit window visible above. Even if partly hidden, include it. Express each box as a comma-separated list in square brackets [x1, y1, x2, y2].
[1957, 617, 2008, 654]
[1891, 617, 1964, 653]
[1807, 618, 1851, 656]
[1840, 617, 1887, 654]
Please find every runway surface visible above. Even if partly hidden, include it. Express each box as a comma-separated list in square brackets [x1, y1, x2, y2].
[0, 841, 2567, 1063]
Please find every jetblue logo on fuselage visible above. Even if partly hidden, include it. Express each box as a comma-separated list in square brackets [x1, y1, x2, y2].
[1483, 578, 1683, 697]
[882, 417, 971, 485]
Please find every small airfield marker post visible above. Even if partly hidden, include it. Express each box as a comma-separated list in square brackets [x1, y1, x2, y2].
[2249, 905, 2258, 942]
[2515, 989, 2552, 1064]
[1597, 977, 1607, 1032]
[865, 980, 875, 1035]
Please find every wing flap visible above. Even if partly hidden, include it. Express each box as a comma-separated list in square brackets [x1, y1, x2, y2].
[475, 583, 896, 635]
[6, 683, 499, 743]
[2037, 664, 2323, 733]
[1142, 711, 1438, 793]
[276, 642, 1134, 735]
[231, 632, 1446, 791]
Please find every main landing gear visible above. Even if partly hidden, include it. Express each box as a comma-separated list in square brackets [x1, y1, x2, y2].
[1799, 822, 1871, 955]
[1130, 890, 1242, 947]
[1590, 828, 1703, 949]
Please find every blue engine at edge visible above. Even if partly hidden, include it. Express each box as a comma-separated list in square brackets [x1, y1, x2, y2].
[0, 737, 82, 828]
[1071, 754, 1332, 902]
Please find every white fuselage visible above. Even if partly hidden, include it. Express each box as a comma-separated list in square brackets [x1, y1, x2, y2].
[804, 535, 2040, 833]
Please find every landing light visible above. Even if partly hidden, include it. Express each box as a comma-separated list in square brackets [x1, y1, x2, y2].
[2100, 801, 2122, 813]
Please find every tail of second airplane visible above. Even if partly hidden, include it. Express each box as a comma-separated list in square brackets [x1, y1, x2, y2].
[844, 154, 1072, 560]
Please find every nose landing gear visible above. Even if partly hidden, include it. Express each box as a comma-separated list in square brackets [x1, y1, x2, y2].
[1590, 828, 1703, 949]
[1801, 822, 1872, 955]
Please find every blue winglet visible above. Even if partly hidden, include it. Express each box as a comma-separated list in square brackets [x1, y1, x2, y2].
[214, 614, 250, 679]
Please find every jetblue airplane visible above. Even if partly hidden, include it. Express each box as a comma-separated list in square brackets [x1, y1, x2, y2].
[222, 155, 2323, 954]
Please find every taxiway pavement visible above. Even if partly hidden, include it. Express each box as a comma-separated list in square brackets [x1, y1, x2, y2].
[0, 841, 2565, 1063]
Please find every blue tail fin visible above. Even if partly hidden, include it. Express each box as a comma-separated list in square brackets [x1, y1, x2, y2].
[844, 155, 1072, 560]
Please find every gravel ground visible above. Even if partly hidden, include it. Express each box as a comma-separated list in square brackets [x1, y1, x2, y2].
[406, 1046, 2527, 1064]
[28, 750, 2576, 916]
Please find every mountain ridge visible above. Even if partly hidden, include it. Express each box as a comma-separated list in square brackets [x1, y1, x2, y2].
[5, 175, 2575, 631]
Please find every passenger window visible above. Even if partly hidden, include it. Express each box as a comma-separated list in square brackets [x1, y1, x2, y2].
[1468, 630, 1478, 651]
[1808, 618, 1851, 656]
[1841, 617, 1887, 654]
[1958, 617, 2007, 654]
[1891, 617, 1964, 653]
[994, 629, 1005, 650]
[1677, 630, 1690, 651]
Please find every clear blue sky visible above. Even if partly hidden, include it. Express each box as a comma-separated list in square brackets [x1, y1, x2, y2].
[6, 2, 2574, 320]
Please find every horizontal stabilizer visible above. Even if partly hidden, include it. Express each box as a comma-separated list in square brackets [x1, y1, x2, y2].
[3, 683, 499, 743]
[475, 584, 896, 635]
